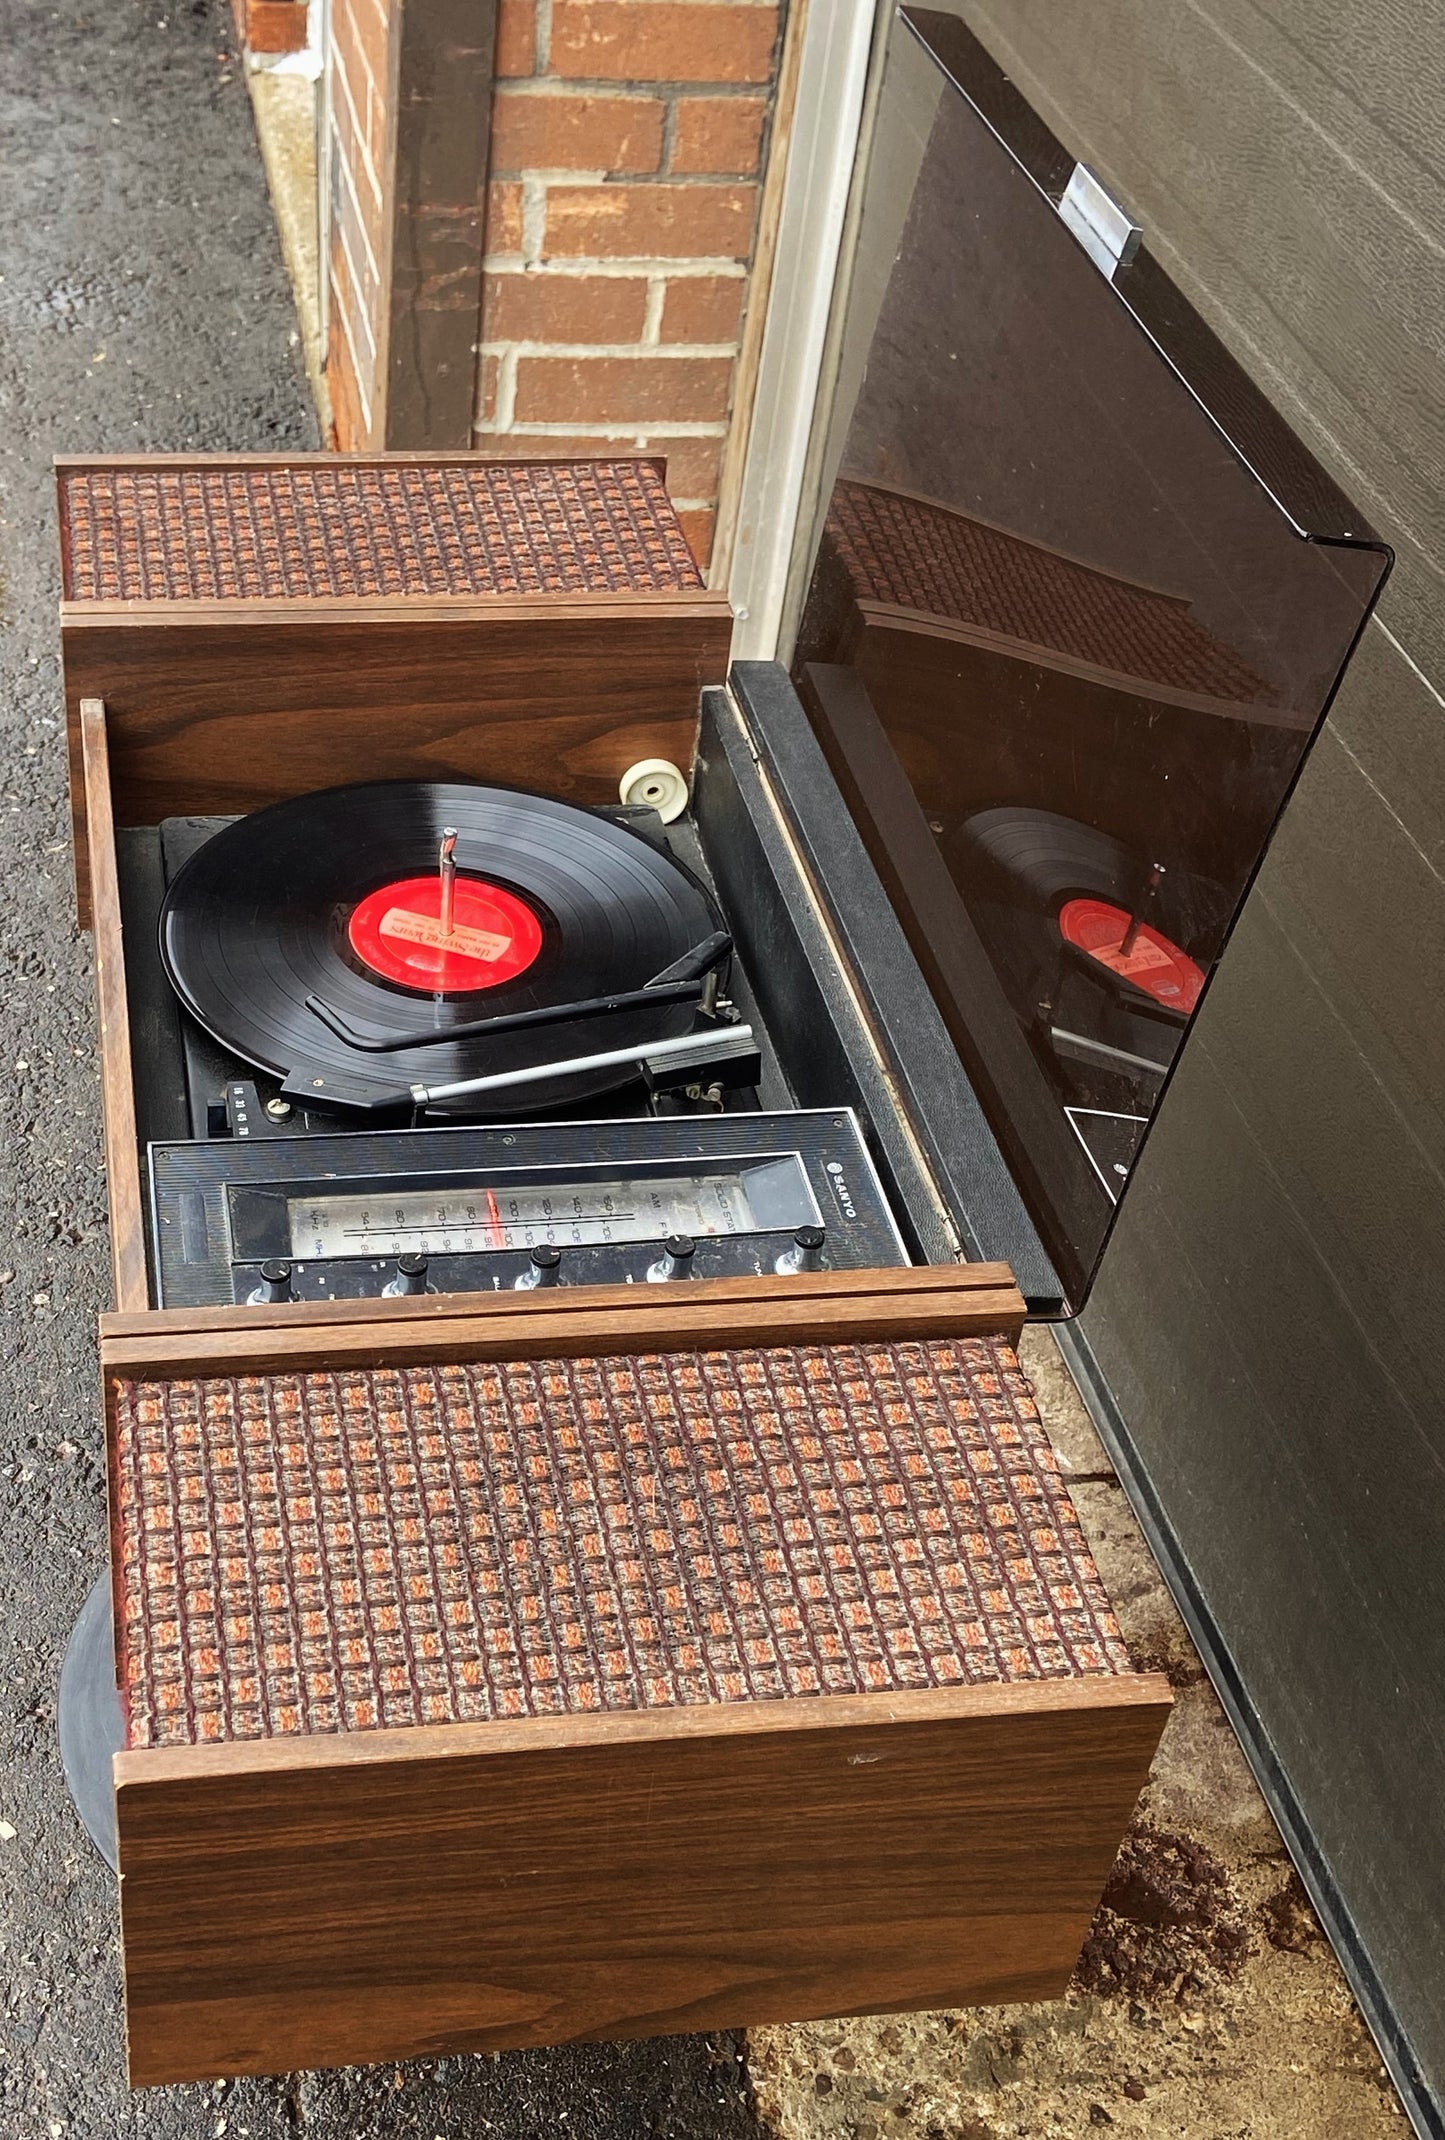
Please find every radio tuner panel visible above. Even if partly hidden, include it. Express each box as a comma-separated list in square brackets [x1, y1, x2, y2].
[148, 1110, 910, 1309]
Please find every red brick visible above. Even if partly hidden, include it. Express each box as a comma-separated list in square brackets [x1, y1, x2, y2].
[326, 310, 368, 450]
[676, 505, 715, 568]
[483, 270, 650, 342]
[476, 352, 501, 427]
[244, 0, 308, 53]
[550, 3, 777, 84]
[331, 158, 381, 318]
[485, 181, 526, 254]
[514, 354, 733, 424]
[469, 429, 663, 462]
[491, 91, 664, 175]
[334, 0, 390, 110]
[659, 274, 744, 343]
[331, 39, 389, 222]
[330, 53, 384, 238]
[649, 434, 724, 495]
[495, 0, 536, 76]
[671, 95, 766, 175]
[545, 182, 757, 261]
[327, 231, 377, 438]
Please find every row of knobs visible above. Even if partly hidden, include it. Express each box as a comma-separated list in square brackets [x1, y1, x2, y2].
[247, 1227, 827, 1303]
[510, 1225, 826, 1286]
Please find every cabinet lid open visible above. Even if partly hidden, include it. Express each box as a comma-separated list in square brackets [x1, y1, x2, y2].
[791, 6, 1391, 1313]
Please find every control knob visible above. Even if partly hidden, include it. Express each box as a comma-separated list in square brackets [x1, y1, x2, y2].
[248, 1258, 295, 1305]
[515, 1244, 563, 1290]
[646, 1234, 696, 1283]
[775, 1224, 826, 1276]
[383, 1253, 431, 1297]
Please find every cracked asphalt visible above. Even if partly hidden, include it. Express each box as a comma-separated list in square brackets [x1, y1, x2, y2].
[0, 4, 763, 2133]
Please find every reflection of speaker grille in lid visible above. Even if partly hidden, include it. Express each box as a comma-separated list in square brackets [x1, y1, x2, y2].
[824, 479, 1278, 706]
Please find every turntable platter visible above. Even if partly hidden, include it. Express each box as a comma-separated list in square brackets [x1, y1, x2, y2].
[158, 780, 722, 1114]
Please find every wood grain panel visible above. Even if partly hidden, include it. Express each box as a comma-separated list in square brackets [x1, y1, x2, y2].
[63, 594, 732, 915]
[99, 1258, 1010, 1339]
[78, 698, 149, 1313]
[115, 1676, 1170, 2085]
[384, 0, 498, 447]
[99, 1265, 1027, 1384]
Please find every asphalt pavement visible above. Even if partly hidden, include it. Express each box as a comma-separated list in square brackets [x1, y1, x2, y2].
[0, 4, 762, 2132]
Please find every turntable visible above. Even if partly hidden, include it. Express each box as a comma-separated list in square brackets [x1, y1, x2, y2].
[143, 770, 907, 1306]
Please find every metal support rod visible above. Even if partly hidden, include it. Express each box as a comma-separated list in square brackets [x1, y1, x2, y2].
[411, 1025, 754, 1106]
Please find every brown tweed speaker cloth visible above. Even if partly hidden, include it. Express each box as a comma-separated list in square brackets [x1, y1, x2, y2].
[111, 1336, 1130, 1750]
[60, 458, 702, 603]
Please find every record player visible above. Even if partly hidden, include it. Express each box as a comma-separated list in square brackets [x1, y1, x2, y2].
[58, 449, 1174, 2085]
[52, 10, 1391, 2094]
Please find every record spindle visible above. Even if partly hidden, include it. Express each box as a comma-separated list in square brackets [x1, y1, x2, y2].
[437, 827, 459, 944]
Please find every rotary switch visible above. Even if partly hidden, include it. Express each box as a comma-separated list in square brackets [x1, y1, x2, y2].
[647, 1234, 697, 1283]
[248, 1258, 295, 1305]
[515, 1243, 563, 1290]
[383, 1253, 431, 1297]
[775, 1224, 826, 1275]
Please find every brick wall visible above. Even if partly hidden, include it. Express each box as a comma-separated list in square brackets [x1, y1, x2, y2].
[474, 0, 786, 569]
[325, 0, 394, 448]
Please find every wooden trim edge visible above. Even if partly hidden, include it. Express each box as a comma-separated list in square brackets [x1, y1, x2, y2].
[59, 590, 736, 628]
[115, 1672, 1172, 1787]
[100, 1273, 1028, 1381]
[78, 697, 149, 1312]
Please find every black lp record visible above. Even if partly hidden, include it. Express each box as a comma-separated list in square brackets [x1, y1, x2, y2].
[158, 780, 721, 1113]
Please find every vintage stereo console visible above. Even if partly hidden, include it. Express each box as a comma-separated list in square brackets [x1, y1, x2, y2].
[59, 449, 1171, 2086]
[55, 7, 1391, 2093]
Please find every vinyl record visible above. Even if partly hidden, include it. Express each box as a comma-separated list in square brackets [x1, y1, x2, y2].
[159, 780, 721, 1113]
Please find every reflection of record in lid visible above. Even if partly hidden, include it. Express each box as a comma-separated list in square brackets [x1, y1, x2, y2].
[1058, 898, 1204, 1015]
[158, 779, 721, 1113]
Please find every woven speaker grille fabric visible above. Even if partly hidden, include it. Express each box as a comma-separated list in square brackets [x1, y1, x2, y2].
[60, 459, 702, 603]
[112, 1336, 1131, 1750]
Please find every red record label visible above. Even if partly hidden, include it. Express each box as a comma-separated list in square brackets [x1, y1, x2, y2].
[347, 875, 543, 993]
[1058, 897, 1204, 1014]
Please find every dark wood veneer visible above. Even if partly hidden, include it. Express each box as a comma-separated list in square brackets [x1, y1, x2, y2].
[64, 596, 731, 921]
[116, 1677, 1170, 2085]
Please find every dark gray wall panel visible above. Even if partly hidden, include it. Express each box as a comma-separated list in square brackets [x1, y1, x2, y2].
[951, 0, 1445, 690]
[932, 0, 1445, 2110]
